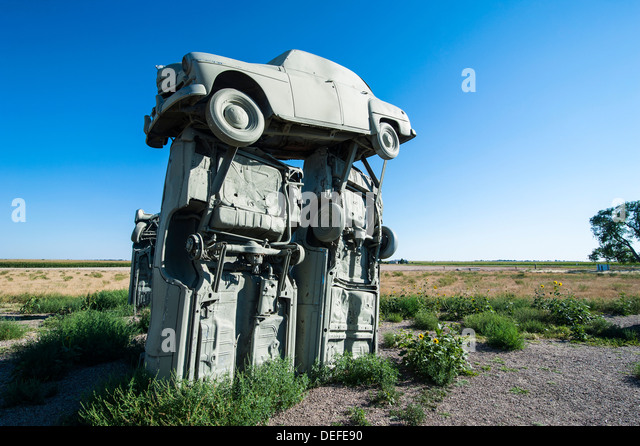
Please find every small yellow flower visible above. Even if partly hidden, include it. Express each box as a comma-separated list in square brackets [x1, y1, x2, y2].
[559, 282, 563, 286]
[418, 333, 424, 339]
[433, 338, 439, 344]
[554, 281, 558, 285]
[540, 284, 544, 288]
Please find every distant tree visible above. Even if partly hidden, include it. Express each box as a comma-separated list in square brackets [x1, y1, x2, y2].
[588, 200, 640, 263]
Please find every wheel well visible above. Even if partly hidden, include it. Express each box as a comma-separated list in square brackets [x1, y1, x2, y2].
[211, 71, 272, 116]
[379, 118, 400, 134]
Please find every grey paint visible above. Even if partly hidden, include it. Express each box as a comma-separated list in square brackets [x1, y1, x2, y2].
[129, 50, 414, 380]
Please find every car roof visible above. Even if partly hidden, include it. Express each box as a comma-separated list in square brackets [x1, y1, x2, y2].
[267, 49, 371, 92]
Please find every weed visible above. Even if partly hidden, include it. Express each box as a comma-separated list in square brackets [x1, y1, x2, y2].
[311, 352, 399, 392]
[633, 362, 640, 380]
[398, 324, 471, 386]
[509, 386, 529, 395]
[385, 313, 403, 323]
[380, 294, 433, 319]
[441, 295, 493, 320]
[1, 378, 58, 407]
[412, 309, 439, 331]
[437, 274, 457, 288]
[346, 407, 370, 426]
[370, 385, 402, 407]
[390, 403, 425, 426]
[76, 358, 308, 426]
[418, 387, 449, 411]
[0, 319, 28, 341]
[463, 312, 524, 350]
[12, 309, 141, 382]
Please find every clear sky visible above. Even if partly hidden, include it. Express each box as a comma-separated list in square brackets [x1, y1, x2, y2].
[1, 0, 638, 261]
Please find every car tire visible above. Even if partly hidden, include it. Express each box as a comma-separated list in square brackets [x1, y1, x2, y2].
[205, 88, 265, 147]
[378, 226, 398, 259]
[372, 122, 400, 160]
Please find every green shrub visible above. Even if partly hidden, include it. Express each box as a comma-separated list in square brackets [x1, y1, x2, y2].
[0, 319, 28, 341]
[398, 325, 471, 386]
[584, 318, 639, 344]
[412, 309, 440, 331]
[517, 319, 548, 334]
[380, 295, 431, 320]
[12, 309, 140, 382]
[491, 296, 532, 314]
[486, 319, 525, 350]
[390, 402, 425, 426]
[18, 290, 131, 316]
[311, 352, 399, 391]
[440, 295, 493, 320]
[611, 294, 640, 316]
[83, 290, 130, 313]
[633, 362, 640, 380]
[20, 295, 84, 314]
[1, 378, 58, 407]
[77, 359, 308, 426]
[346, 407, 371, 426]
[463, 312, 524, 350]
[385, 313, 403, 323]
[509, 307, 550, 334]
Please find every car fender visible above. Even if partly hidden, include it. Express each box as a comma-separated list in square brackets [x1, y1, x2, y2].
[368, 98, 415, 142]
[186, 52, 295, 118]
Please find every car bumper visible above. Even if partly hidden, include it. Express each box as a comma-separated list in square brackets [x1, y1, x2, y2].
[144, 83, 208, 147]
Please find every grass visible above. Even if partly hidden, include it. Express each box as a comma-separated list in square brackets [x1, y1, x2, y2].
[412, 309, 439, 331]
[509, 386, 529, 395]
[75, 358, 308, 426]
[10, 309, 141, 383]
[18, 289, 130, 315]
[346, 407, 371, 426]
[311, 352, 399, 390]
[2, 378, 58, 407]
[462, 312, 525, 350]
[0, 319, 28, 341]
[633, 362, 640, 380]
[381, 279, 640, 347]
[2, 266, 639, 424]
[390, 403, 425, 426]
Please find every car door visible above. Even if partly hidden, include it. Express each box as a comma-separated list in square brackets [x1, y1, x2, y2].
[286, 68, 343, 127]
[334, 81, 371, 131]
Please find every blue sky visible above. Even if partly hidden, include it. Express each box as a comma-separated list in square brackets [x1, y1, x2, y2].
[1, 0, 638, 261]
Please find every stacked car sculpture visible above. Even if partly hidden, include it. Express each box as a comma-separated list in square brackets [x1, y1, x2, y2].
[129, 49, 415, 380]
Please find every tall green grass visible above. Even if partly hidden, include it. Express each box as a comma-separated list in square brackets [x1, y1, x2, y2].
[18, 289, 130, 315]
[462, 312, 524, 350]
[0, 319, 28, 341]
[76, 358, 308, 426]
[11, 309, 141, 382]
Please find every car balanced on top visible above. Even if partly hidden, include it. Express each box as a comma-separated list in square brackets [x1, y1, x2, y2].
[144, 49, 415, 160]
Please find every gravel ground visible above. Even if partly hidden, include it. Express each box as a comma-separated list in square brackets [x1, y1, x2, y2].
[269, 316, 640, 427]
[1, 316, 639, 426]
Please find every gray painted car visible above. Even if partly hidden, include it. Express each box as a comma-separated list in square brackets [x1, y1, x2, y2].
[144, 49, 416, 160]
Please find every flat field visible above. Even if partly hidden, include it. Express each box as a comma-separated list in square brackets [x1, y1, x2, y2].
[380, 264, 640, 302]
[0, 263, 130, 299]
[1, 260, 638, 304]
